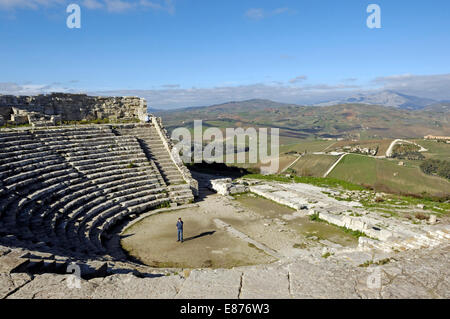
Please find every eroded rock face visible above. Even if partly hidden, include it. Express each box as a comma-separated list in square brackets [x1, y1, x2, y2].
[0, 93, 147, 125]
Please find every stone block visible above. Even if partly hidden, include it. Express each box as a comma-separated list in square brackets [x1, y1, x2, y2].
[0, 254, 29, 274]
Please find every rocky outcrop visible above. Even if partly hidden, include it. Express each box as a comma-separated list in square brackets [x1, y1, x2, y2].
[247, 180, 450, 253]
[0, 93, 147, 126]
[210, 178, 248, 196]
[1, 242, 449, 299]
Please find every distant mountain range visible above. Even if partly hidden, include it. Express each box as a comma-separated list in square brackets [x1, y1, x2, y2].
[149, 90, 447, 113]
[155, 98, 449, 139]
[315, 90, 439, 110]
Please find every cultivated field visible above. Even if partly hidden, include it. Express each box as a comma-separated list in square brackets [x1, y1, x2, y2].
[414, 139, 450, 161]
[328, 154, 450, 197]
[290, 154, 339, 177]
[279, 139, 336, 154]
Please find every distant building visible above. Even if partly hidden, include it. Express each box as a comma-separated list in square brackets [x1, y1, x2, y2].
[424, 135, 450, 141]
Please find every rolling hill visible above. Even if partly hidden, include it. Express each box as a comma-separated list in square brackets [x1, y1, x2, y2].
[155, 99, 450, 140]
[316, 90, 437, 110]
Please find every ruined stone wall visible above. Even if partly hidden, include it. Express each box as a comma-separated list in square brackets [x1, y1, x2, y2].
[0, 93, 147, 124]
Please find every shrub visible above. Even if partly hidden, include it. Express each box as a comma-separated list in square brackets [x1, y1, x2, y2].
[420, 159, 450, 180]
[309, 213, 320, 221]
[374, 196, 384, 203]
[415, 212, 428, 220]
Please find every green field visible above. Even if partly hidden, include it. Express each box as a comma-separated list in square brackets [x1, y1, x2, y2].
[290, 154, 339, 177]
[414, 139, 450, 161]
[329, 154, 450, 197]
[279, 139, 336, 154]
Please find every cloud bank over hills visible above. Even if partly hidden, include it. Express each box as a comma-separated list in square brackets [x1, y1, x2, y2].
[1, 73, 450, 110]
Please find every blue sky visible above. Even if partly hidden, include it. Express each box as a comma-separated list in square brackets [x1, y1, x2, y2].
[1, 0, 450, 108]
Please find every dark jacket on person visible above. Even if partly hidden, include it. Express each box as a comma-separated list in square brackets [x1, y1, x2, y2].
[177, 221, 183, 230]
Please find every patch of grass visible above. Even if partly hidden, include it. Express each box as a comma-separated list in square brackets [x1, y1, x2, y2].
[0, 123, 32, 129]
[238, 192, 296, 212]
[322, 252, 333, 259]
[359, 260, 374, 268]
[126, 162, 137, 169]
[329, 154, 450, 198]
[291, 154, 340, 177]
[349, 212, 363, 217]
[156, 201, 171, 209]
[359, 258, 391, 267]
[338, 227, 367, 239]
[377, 258, 391, 265]
[247, 242, 266, 254]
[375, 209, 399, 218]
[293, 243, 307, 249]
[307, 212, 368, 239]
[244, 174, 366, 191]
[334, 196, 353, 202]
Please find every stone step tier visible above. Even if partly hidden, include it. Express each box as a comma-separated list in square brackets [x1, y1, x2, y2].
[0, 124, 195, 261]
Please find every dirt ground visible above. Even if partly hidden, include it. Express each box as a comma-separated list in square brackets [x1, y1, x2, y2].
[121, 192, 276, 269]
[234, 194, 357, 248]
[121, 191, 357, 269]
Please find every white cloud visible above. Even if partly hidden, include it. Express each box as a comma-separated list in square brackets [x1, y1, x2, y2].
[245, 8, 264, 20]
[372, 73, 450, 100]
[140, 0, 174, 14]
[82, 0, 104, 10]
[161, 84, 180, 89]
[245, 7, 295, 20]
[0, 82, 77, 95]
[0, 0, 65, 10]
[289, 75, 308, 84]
[103, 0, 134, 13]
[92, 82, 362, 109]
[2, 73, 450, 109]
[0, 0, 174, 13]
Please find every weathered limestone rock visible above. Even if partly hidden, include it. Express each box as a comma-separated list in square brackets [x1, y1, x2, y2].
[175, 269, 242, 299]
[429, 215, 437, 224]
[0, 273, 32, 299]
[2, 243, 449, 299]
[0, 245, 11, 257]
[7, 273, 97, 299]
[0, 93, 147, 125]
[239, 266, 291, 299]
[288, 260, 360, 299]
[90, 273, 184, 299]
[210, 178, 249, 196]
[247, 180, 449, 254]
[0, 253, 29, 274]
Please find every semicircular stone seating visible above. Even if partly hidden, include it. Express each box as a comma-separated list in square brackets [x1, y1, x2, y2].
[0, 124, 194, 261]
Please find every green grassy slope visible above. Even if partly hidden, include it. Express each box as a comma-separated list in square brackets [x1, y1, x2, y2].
[291, 154, 340, 177]
[329, 154, 449, 196]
